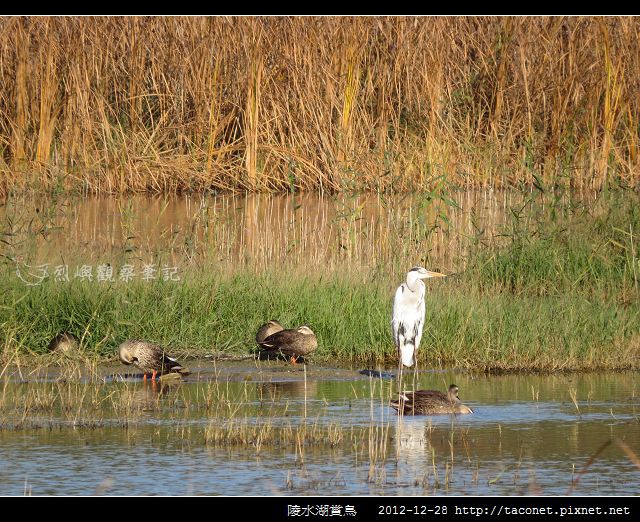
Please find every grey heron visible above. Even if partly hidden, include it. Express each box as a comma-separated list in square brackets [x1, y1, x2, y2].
[118, 340, 190, 381]
[391, 266, 445, 382]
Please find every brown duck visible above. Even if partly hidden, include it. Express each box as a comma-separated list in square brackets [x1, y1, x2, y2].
[391, 384, 473, 415]
[118, 340, 190, 381]
[257, 325, 317, 364]
[255, 320, 284, 344]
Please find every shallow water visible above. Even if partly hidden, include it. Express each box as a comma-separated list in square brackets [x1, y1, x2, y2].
[0, 363, 638, 495]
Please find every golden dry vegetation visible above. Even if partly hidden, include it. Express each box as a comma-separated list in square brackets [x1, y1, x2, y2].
[0, 16, 638, 194]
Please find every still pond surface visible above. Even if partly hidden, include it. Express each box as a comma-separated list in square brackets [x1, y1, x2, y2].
[0, 362, 638, 496]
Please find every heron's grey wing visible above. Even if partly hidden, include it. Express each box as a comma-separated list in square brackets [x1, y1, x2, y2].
[391, 284, 406, 348]
[414, 314, 424, 354]
[410, 293, 426, 357]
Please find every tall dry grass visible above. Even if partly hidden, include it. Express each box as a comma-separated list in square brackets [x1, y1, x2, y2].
[0, 16, 639, 195]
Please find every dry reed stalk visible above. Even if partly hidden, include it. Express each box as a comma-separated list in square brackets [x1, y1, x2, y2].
[244, 22, 263, 189]
[12, 19, 29, 169]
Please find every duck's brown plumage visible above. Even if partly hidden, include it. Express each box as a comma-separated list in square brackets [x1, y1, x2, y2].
[258, 325, 317, 359]
[391, 384, 473, 415]
[118, 340, 190, 376]
[48, 332, 80, 353]
[256, 320, 284, 344]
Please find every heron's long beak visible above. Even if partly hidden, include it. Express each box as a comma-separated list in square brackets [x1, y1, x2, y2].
[425, 271, 446, 278]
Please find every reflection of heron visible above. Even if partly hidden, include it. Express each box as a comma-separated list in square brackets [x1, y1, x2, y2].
[392, 267, 445, 384]
[391, 421, 435, 489]
[395, 420, 431, 454]
[256, 320, 284, 343]
[47, 332, 80, 354]
[118, 340, 190, 381]
[391, 384, 473, 415]
[258, 326, 317, 364]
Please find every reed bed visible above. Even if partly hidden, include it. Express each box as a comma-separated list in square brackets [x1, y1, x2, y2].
[0, 371, 393, 457]
[1, 17, 639, 195]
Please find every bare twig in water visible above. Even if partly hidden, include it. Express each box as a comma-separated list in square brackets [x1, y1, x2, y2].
[566, 437, 640, 495]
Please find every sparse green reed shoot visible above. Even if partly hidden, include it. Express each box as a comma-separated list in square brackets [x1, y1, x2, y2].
[431, 447, 440, 489]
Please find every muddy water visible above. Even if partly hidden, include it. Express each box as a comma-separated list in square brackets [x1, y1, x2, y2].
[0, 363, 638, 495]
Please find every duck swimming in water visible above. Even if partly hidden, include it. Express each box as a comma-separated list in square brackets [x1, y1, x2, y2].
[257, 325, 317, 364]
[118, 340, 190, 381]
[391, 384, 473, 415]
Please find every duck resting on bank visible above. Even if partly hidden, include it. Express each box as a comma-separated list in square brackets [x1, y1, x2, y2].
[257, 325, 317, 364]
[255, 320, 284, 344]
[48, 331, 80, 354]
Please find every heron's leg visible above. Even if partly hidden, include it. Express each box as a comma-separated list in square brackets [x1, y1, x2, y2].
[143, 374, 148, 382]
[151, 370, 157, 380]
[397, 358, 404, 419]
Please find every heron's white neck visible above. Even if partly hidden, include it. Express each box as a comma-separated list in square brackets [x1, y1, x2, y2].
[406, 272, 425, 293]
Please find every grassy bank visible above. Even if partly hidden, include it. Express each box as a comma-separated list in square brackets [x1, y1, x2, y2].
[1, 17, 639, 195]
[1, 193, 638, 371]
[1, 188, 638, 371]
[0, 270, 637, 371]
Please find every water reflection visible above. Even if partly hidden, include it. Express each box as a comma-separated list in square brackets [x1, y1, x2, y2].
[122, 381, 177, 410]
[257, 380, 319, 400]
[2, 190, 601, 272]
[0, 367, 637, 495]
[395, 420, 432, 455]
